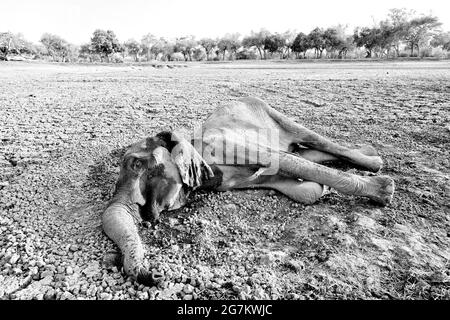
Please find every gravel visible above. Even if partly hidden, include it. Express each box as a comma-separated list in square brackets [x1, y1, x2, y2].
[1, 61, 449, 300]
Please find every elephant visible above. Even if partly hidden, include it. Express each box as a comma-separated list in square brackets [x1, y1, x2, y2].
[102, 96, 395, 285]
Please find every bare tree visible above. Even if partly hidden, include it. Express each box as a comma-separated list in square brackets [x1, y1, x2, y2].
[387, 8, 414, 57]
[141, 33, 157, 61]
[308, 28, 326, 58]
[404, 15, 442, 57]
[124, 38, 141, 62]
[242, 29, 270, 59]
[1, 32, 34, 59]
[40, 33, 72, 62]
[431, 31, 450, 50]
[291, 32, 309, 58]
[199, 38, 217, 60]
[174, 36, 197, 61]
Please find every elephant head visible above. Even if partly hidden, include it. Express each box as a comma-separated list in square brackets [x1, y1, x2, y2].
[102, 132, 213, 285]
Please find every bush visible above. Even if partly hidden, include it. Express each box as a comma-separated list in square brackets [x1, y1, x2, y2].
[236, 49, 258, 60]
[420, 48, 432, 58]
[170, 52, 185, 61]
[110, 53, 123, 63]
[193, 48, 206, 61]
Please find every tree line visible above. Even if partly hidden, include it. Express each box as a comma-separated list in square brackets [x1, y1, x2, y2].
[1, 8, 449, 63]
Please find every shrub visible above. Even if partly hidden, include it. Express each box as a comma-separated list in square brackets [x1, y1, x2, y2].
[111, 53, 123, 63]
[236, 49, 258, 60]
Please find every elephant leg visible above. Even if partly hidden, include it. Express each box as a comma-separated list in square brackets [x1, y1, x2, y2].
[258, 177, 326, 205]
[102, 203, 164, 286]
[278, 151, 394, 205]
[265, 106, 383, 172]
[225, 171, 326, 205]
[295, 145, 379, 164]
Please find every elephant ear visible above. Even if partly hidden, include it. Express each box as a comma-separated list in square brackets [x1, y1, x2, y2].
[170, 136, 214, 189]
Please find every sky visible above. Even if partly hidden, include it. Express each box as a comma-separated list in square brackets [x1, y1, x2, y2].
[1, 0, 449, 45]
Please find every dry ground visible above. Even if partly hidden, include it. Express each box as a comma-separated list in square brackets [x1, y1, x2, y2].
[0, 60, 449, 300]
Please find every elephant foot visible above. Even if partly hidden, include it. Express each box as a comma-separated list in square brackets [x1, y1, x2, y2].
[364, 155, 383, 173]
[357, 145, 379, 157]
[366, 175, 395, 206]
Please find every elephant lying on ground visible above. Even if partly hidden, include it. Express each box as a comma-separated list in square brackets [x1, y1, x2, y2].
[102, 97, 395, 285]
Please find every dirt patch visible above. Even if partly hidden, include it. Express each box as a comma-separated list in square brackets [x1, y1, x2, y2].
[0, 61, 449, 300]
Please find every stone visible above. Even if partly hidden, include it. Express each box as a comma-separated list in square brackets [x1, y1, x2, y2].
[15, 276, 53, 300]
[168, 218, 179, 227]
[99, 292, 113, 300]
[159, 283, 184, 299]
[260, 250, 288, 266]
[284, 259, 305, 273]
[183, 284, 194, 294]
[40, 270, 54, 279]
[0, 275, 20, 297]
[44, 288, 56, 300]
[82, 261, 101, 278]
[13, 267, 22, 275]
[9, 254, 20, 264]
[36, 260, 46, 268]
[137, 291, 149, 300]
[60, 292, 76, 300]
[66, 266, 74, 275]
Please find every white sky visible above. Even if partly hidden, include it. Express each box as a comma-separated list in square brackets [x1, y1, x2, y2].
[1, 0, 449, 45]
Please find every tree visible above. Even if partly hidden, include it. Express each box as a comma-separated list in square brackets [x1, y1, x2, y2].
[1, 32, 35, 59]
[279, 30, 297, 59]
[227, 33, 241, 60]
[40, 33, 72, 61]
[404, 15, 442, 57]
[217, 37, 230, 60]
[376, 21, 400, 57]
[307, 28, 326, 58]
[150, 38, 174, 61]
[242, 29, 270, 59]
[124, 38, 140, 61]
[217, 33, 240, 60]
[141, 33, 157, 61]
[0, 32, 14, 58]
[90, 29, 122, 62]
[329, 25, 354, 59]
[387, 8, 414, 56]
[192, 47, 206, 61]
[353, 27, 382, 58]
[291, 32, 309, 58]
[79, 43, 93, 62]
[174, 36, 197, 61]
[323, 28, 345, 58]
[199, 38, 217, 60]
[264, 33, 284, 58]
[431, 31, 450, 50]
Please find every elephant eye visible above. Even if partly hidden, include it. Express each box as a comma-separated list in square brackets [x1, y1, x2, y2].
[132, 159, 143, 170]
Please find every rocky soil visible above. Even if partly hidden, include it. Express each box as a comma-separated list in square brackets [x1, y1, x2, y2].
[0, 60, 449, 300]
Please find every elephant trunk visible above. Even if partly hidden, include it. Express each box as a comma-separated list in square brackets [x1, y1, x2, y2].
[102, 197, 164, 286]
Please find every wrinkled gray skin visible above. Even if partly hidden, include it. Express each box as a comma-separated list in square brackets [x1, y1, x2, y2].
[103, 97, 395, 285]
